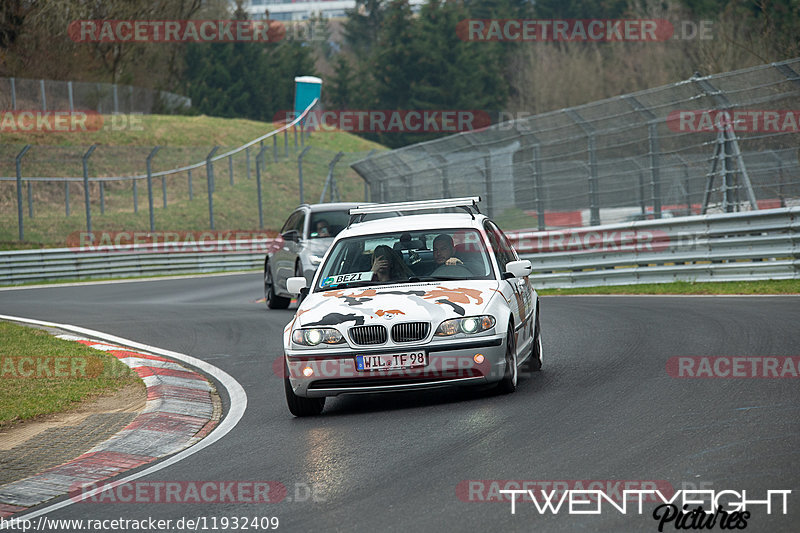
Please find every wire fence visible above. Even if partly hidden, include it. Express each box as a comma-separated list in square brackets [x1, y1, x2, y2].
[0, 77, 191, 114]
[351, 57, 800, 230]
[1, 100, 385, 242]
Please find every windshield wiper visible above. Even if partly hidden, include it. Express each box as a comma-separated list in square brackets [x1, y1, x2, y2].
[411, 276, 465, 282]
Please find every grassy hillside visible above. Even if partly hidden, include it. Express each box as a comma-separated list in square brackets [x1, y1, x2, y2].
[0, 115, 386, 248]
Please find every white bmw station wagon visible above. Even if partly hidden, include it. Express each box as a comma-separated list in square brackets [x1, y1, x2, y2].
[281, 197, 542, 416]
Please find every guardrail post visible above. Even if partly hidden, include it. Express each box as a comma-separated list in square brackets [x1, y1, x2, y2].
[297, 146, 311, 204]
[692, 77, 756, 213]
[146, 146, 160, 232]
[162, 169, 168, 209]
[273, 136, 278, 163]
[639, 170, 646, 216]
[206, 146, 219, 229]
[677, 156, 691, 215]
[26, 181, 33, 219]
[770, 152, 785, 207]
[482, 157, 494, 218]
[40, 79, 47, 111]
[15, 145, 31, 240]
[320, 152, 344, 203]
[518, 131, 545, 231]
[188, 169, 193, 200]
[82, 144, 97, 234]
[99, 180, 105, 214]
[284, 129, 289, 158]
[624, 96, 662, 220]
[229, 154, 234, 186]
[68, 81, 74, 113]
[256, 146, 267, 229]
[364, 149, 376, 201]
[246, 147, 251, 180]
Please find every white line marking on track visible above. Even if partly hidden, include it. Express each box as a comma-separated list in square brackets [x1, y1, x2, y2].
[0, 314, 247, 526]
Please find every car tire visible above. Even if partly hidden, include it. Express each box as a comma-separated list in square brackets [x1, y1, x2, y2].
[527, 303, 542, 372]
[284, 359, 325, 417]
[496, 326, 518, 394]
[265, 261, 290, 310]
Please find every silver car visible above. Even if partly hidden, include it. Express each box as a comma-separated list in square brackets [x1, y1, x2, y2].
[280, 197, 542, 416]
[264, 203, 397, 309]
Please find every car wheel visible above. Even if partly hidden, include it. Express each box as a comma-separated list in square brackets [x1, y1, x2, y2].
[497, 326, 518, 394]
[284, 359, 325, 417]
[265, 261, 290, 310]
[527, 303, 542, 372]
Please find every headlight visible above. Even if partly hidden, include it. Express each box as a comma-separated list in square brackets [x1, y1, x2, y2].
[292, 328, 344, 346]
[309, 255, 324, 266]
[435, 316, 495, 336]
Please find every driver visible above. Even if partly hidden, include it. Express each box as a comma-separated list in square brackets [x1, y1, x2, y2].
[315, 219, 330, 237]
[433, 234, 463, 267]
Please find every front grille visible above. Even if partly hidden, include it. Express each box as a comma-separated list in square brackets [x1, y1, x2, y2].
[391, 322, 430, 343]
[349, 325, 387, 345]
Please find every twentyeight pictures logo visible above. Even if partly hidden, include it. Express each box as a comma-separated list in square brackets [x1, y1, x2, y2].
[68, 20, 285, 43]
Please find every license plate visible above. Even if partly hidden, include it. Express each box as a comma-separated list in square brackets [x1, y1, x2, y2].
[356, 351, 427, 372]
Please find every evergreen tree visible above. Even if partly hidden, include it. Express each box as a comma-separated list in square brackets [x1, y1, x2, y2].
[182, 38, 315, 121]
[327, 55, 355, 110]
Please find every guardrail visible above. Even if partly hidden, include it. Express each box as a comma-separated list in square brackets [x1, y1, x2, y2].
[0, 240, 276, 285]
[2, 208, 797, 286]
[508, 207, 800, 288]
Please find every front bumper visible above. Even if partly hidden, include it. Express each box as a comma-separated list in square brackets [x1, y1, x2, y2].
[285, 336, 506, 398]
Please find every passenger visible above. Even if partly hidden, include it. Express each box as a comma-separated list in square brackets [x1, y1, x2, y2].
[433, 234, 463, 267]
[371, 245, 412, 282]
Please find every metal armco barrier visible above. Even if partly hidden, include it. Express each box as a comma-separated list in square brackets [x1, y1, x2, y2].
[1, 209, 797, 286]
[507, 207, 800, 288]
[0, 240, 277, 285]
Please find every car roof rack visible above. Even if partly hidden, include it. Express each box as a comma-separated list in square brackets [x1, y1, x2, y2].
[348, 196, 482, 225]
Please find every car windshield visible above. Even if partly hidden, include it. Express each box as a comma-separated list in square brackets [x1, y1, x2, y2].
[314, 229, 494, 291]
[309, 209, 398, 239]
[308, 210, 350, 239]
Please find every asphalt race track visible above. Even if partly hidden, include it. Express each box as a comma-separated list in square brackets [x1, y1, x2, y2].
[1, 273, 798, 532]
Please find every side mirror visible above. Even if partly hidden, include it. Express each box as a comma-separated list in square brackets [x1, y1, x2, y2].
[281, 230, 299, 242]
[286, 276, 308, 295]
[504, 259, 532, 279]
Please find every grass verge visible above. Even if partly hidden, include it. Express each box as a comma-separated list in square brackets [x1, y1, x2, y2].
[538, 279, 800, 295]
[0, 114, 387, 248]
[0, 321, 140, 428]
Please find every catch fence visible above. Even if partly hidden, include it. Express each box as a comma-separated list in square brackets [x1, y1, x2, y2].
[351, 58, 800, 231]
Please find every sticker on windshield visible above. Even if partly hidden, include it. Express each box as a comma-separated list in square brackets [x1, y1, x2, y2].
[320, 271, 374, 288]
